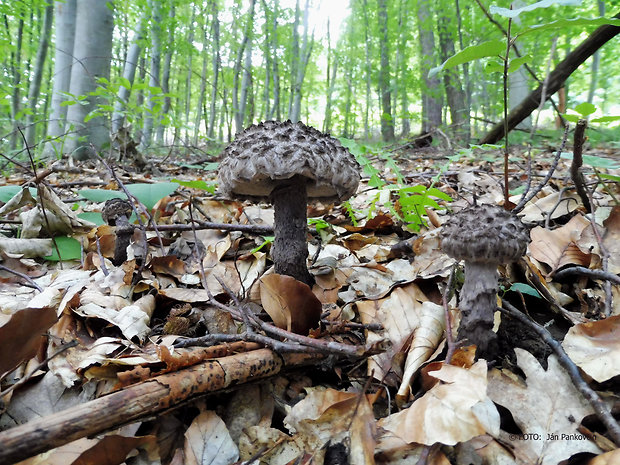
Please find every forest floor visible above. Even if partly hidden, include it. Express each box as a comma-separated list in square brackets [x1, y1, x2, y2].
[0, 133, 619, 464]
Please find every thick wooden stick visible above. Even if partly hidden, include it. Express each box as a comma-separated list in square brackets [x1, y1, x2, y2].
[0, 348, 321, 464]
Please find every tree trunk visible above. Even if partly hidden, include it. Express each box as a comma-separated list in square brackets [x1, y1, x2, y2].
[111, 12, 146, 134]
[184, 5, 196, 142]
[377, 0, 395, 142]
[362, 0, 371, 140]
[437, 3, 469, 141]
[270, 0, 281, 120]
[44, 0, 76, 158]
[194, 12, 210, 145]
[290, 0, 313, 123]
[155, 5, 175, 144]
[239, 29, 253, 128]
[323, 19, 338, 133]
[287, 0, 300, 119]
[207, 0, 220, 140]
[481, 11, 620, 145]
[587, 0, 606, 104]
[63, 0, 115, 159]
[9, 16, 24, 150]
[416, 0, 442, 134]
[25, 1, 53, 148]
[395, 0, 410, 138]
[233, 0, 256, 134]
[140, 0, 162, 149]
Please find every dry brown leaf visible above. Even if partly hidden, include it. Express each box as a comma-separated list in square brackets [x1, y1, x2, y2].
[259, 273, 322, 334]
[562, 315, 620, 382]
[284, 386, 376, 462]
[0, 306, 57, 377]
[378, 360, 499, 446]
[529, 215, 592, 272]
[183, 409, 238, 465]
[487, 349, 601, 464]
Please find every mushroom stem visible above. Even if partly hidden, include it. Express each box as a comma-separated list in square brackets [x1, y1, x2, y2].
[458, 262, 500, 358]
[271, 176, 314, 286]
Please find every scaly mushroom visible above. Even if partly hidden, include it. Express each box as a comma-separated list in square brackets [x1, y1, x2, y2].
[102, 198, 134, 265]
[218, 120, 360, 285]
[441, 204, 529, 359]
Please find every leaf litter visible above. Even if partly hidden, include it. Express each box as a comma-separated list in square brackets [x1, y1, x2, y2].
[0, 143, 619, 464]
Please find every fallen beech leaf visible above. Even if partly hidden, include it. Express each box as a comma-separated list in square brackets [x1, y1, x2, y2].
[0, 306, 57, 377]
[184, 410, 238, 465]
[529, 215, 592, 272]
[487, 349, 601, 464]
[379, 361, 499, 446]
[562, 315, 620, 382]
[259, 274, 322, 335]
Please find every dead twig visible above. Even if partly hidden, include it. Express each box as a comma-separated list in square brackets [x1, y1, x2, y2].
[571, 119, 592, 212]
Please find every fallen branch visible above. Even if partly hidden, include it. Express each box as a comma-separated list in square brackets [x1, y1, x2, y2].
[480, 12, 620, 144]
[0, 347, 326, 464]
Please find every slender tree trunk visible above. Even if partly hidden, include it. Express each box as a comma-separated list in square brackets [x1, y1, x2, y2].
[323, 19, 338, 133]
[25, 1, 53, 148]
[437, 4, 469, 141]
[287, 0, 300, 118]
[233, 0, 256, 134]
[261, 0, 272, 120]
[63, 0, 115, 159]
[270, 0, 281, 120]
[290, 0, 313, 123]
[207, 0, 220, 140]
[9, 17, 24, 150]
[194, 12, 210, 145]
[455, 0, 472, 137]
[587, 0, 606, 104]
[44, 0, 76, 158]
[362, 0, 371, 140]
[156, 5, 175, 144]
[239, 29, 253, 128]
[111, 12, 146, 134]
[416, 0, 442, 133]
[184, 5, 196, 141]
[395, 0, 410, 138]
[140, 0, 162, 149]
[377, 0, 395, 141]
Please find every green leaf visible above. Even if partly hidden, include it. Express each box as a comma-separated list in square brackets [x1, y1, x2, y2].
[430, 40, 506, 77]
[508, 54, 531, 73]
[426, 187, 453, 201]
[563, 114, 580, 123]
[490, 0, 581, 19]
[0, 186, 37, 203]
[591, 115, 620, 123]
[559, 152, 620, 169]
[598, 173, 620, 183]
[78, 212, 105, 226]
[78, 189, 125, 203]
[519, 17, 620, 37]
[44, 236, 82, 261]
[574, 102, 596, 117]
[119, 77, 131, 89]
[126, 182, 179, 210]
[172, 179, 216, 194]
[250, 236, 274, 254]
[508, 282, 542, 298]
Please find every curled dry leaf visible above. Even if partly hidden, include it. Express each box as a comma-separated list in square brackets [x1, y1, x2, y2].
[529, 215, 592, 272]
[562, 315, 620, 383]
[259, 273, 322, 335]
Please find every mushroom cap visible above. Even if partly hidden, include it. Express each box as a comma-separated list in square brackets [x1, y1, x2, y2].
[218, 120, 360, 202]
[441, 204, 529, 263]
[102, 198, 133, 226]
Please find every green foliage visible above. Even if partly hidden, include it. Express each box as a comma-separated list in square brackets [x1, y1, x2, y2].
[0, 186, 37, 203]
[79, 182, 179, 210]
[340, 137, 452, 232]
[250, 236, 274, 254]
[44, 236, 82, 261]
[171, 179, 217, 194]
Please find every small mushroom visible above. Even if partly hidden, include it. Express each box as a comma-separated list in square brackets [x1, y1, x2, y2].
[102, 198, 134, 265]
[218, 120, 360, 285]
[441, 204, 529, 359]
